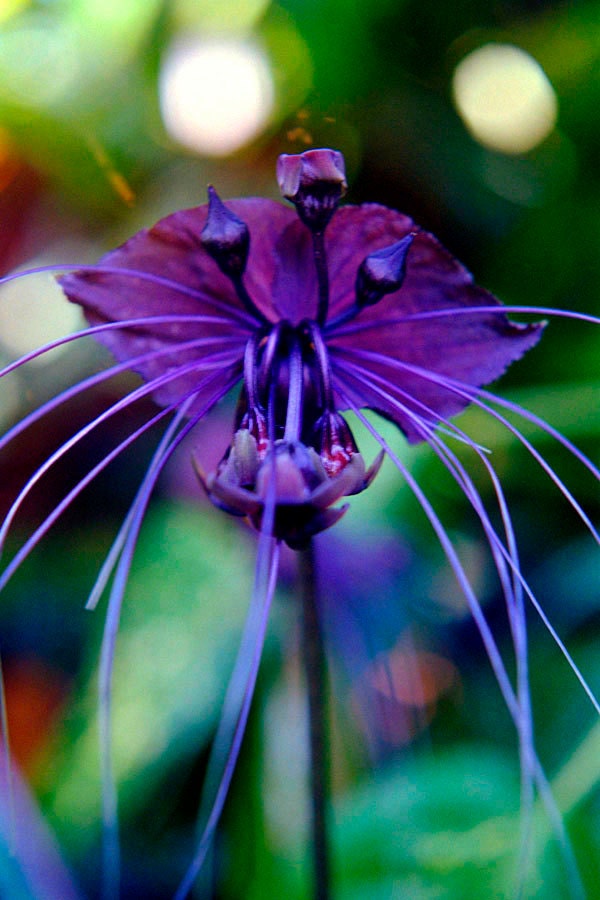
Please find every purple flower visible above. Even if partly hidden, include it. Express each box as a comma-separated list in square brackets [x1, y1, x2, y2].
[0, 147, 598, 896]
[56, 148, 540, 546]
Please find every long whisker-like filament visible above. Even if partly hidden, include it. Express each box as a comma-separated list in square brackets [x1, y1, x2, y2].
[332, 346, 599, 543]
[97, 374, 240, 900]
[174, 530, 280, 898]
[0, 360, 241, 596]
[327, 303, 600, 339]
[0, 341, 243, 553]
[87, 368, 242, 613]
[336, 359, 540, 881]
[0, 264, 261, 327]
[0, 311, 249, 389]
[335, 375, 584, 895]
[334, 381, 520, 725]
[335, 353, 600, 711]
[97, 400, 191, 900]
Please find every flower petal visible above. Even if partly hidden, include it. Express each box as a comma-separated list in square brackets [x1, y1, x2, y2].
[326, 203, 416, 316]
[327, 204, 543, 439]
[271, 218, 318, 322]
[59, 199, 296, 410]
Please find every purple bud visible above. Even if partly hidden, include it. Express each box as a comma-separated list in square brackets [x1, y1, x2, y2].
[201, 186, 250, 278]
[276, 148, 347, 231]
[355, 233, 415, 307]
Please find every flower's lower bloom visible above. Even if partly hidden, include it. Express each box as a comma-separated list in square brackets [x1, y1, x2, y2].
[0, 146, 597, 897]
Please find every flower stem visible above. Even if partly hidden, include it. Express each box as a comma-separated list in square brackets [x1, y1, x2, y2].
[312, 231, 330, 326]
[299, 541, 331, 900]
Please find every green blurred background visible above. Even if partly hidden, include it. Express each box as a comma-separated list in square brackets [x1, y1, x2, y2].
[0, 0, 599, 897]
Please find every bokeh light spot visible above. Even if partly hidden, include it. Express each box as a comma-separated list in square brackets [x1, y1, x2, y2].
[0, 0, 29, 25]
[159, 36, 274, 157]
[452, 43, 558, 155]
[0, 22, 81, 108]
[0, 263, 83, 367]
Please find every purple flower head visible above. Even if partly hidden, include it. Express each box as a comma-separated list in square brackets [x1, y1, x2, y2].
[276, 147, 347, 230]
[58, 148, 541, 544]
[1, 147, 599, 897]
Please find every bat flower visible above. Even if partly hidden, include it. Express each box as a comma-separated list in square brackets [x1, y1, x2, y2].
[0, 147, 598, 898]
[58, 148, 541, 545]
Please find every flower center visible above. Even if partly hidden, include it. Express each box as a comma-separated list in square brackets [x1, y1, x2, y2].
[196, 313, 383, 546]
[242, 319, 334, 446]
[195, 149, 412, 544]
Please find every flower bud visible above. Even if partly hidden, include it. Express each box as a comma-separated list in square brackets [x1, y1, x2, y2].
[355, 233, 415, 307]
[276, 148, 347, 231]
[201, 186, 250, 278]
[255, 441, 325, 503]
[239, 404, 269, 458]
[312, 410, 358, 478]
[217, 428, 261, 491]
[193, 427, 262, 518]
[199, 437, 363, 547]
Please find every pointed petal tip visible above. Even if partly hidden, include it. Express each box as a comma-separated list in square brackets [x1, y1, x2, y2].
[191, 454, 210, 495]
[365, 449, 386, 488]
[285, 503, 350, 549]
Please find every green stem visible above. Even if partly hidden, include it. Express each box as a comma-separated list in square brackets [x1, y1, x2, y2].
[299, 541, 331, 900]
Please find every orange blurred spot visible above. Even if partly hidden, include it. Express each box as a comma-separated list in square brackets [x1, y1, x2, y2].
[0, 128, 23, 193]
[4, 657, 69, 776]
[107, 171, 136, 207]
[368, 644, 457, 706]
[352, 639, 460, 747]
[286, 126, 313, 145]
[86, 135, 135, 207]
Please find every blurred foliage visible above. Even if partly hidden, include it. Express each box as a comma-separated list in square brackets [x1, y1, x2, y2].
[0, 0, 599, 898]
